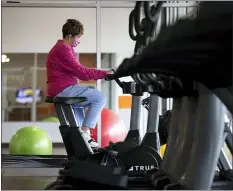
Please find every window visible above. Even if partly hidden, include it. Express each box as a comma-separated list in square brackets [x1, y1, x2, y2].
[2, 53, 34, 121]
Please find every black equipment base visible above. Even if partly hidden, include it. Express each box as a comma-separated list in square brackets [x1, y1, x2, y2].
[44, 160, 128, 190]
[119, 146, 162, 177]
[44, 165, 233, 190]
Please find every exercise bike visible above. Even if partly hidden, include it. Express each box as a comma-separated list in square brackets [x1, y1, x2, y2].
[44, 75, 171, 189]
[41, 75, 142, 163]
[87, 76, 164, 176]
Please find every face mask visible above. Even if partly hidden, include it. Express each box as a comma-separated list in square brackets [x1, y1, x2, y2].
[72, 37, 81, 47]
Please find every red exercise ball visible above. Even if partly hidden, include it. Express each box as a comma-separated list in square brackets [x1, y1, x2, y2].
[90, 108, 127, 148]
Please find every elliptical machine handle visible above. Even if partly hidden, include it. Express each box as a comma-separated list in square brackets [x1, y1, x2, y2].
[105, 69, 123, 88]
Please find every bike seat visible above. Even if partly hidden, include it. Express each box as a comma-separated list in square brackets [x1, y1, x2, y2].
[53, 97, 88, 105]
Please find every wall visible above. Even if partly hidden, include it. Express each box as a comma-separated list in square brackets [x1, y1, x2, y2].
[2, 7, 135, 53]
[101, 8, 134, 53]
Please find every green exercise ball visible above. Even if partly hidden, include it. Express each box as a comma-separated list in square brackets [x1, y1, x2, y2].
[42, 116, 59, 122]
[9, 126, 53, 155]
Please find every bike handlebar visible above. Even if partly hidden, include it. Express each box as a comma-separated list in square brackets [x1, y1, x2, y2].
[105, 69, 123, 88]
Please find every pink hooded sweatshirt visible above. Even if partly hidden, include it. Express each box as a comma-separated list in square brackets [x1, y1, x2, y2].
[46, 40, 107, 97]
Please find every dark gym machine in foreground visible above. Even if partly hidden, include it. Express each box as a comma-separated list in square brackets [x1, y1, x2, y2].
[112, 1, 233, 189]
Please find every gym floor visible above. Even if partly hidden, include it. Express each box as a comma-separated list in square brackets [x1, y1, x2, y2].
[2, 146, 232, 190]
[2, 146, 66, 190]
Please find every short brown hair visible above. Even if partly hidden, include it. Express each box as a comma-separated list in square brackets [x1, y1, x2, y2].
[62, 19, 84, 38]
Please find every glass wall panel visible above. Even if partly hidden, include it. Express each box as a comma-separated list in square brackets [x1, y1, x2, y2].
[2, 53, 34, 121]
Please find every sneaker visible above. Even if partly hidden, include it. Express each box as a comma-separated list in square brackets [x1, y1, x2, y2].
[81, 130, 99, 148]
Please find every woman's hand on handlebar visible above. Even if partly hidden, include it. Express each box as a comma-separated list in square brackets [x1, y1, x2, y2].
[106, 70, 114, 75]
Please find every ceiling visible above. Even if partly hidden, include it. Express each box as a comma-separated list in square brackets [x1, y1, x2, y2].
[2, 1, 198, 8]
[2, 0, 136, 8]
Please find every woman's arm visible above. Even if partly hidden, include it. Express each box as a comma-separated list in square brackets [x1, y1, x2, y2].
[59, 45, 107, 81]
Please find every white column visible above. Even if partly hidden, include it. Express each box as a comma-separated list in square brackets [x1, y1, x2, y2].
[2, 73, 7, 122]
[112, 51, 133, 114]
[31, 53, 37, 122]
[96, 1, 102, 146]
